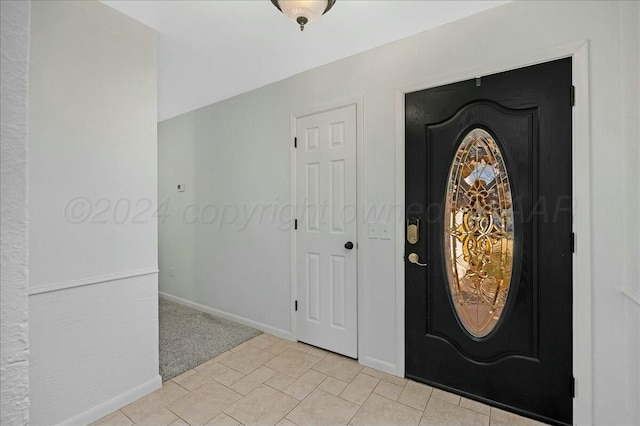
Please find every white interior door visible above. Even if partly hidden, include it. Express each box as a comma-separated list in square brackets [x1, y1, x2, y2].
[295, 104, 357, 358]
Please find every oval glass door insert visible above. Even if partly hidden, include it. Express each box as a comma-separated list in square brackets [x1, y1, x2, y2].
[444, 128, 514, 338]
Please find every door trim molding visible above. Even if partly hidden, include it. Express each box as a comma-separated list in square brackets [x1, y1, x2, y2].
[394, 41, 592, 425]
[290, 96, 365, 358]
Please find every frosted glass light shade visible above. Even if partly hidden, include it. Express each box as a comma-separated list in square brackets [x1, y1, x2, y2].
[272, 0, 335, 31]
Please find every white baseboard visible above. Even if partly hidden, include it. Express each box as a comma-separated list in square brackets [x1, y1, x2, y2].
[360, 355, 401, 378]
[58, 374, 161, 426]
[159, 291, 292, 340]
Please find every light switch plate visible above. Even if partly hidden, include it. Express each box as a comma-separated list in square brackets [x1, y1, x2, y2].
[368, 222, 380, 239]
[177, 183, 185, 192]
[380, 223, 392, 240]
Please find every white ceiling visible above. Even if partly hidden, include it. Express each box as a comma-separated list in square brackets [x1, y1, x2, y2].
[103, 1, 508, 121]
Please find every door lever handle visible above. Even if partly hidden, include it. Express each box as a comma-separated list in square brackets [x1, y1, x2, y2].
[407, 253, 427, 267]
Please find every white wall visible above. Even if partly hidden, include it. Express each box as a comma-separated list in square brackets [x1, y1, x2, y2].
[28, 1, 160, 424]
[1, 1, 31, 424]
[620, 2, 640, 423]
[158, 1, 639, 424]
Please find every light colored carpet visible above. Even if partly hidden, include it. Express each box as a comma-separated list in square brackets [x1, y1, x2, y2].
[159, 297, 261, 381]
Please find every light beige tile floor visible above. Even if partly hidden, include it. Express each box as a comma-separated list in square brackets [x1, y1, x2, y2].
[91, 334, 548, 426]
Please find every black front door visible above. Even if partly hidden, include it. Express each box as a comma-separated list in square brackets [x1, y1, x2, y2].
[405, 58, 573, 425]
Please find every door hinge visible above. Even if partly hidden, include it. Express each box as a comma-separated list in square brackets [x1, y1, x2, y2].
[295, 300, 298, 311]
[570, 232, 575, 253]
[294, 137, 297, 148]
[570, 85, 575, 107]
[294, 219, 298, 230]
[571, 376, 576, 398]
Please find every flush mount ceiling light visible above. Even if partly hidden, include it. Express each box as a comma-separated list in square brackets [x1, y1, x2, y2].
[271, 0, 337, 31]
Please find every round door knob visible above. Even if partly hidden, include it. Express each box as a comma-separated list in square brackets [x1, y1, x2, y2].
[344, 241, 354, 250]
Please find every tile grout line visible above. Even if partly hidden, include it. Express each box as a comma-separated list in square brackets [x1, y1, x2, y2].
[278, 390, 304, 426]
[345, 389, 371, 426]
[417, 393, 433, 424]
[171, 379, 191, 393]
[166, 406, 190, 425]
[119, 409, 135, 424]
[222, 409, 245, 426]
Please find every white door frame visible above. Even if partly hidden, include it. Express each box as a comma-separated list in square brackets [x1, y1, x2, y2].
[394, 42, 592, 425]
[290, 96, 365, 358]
